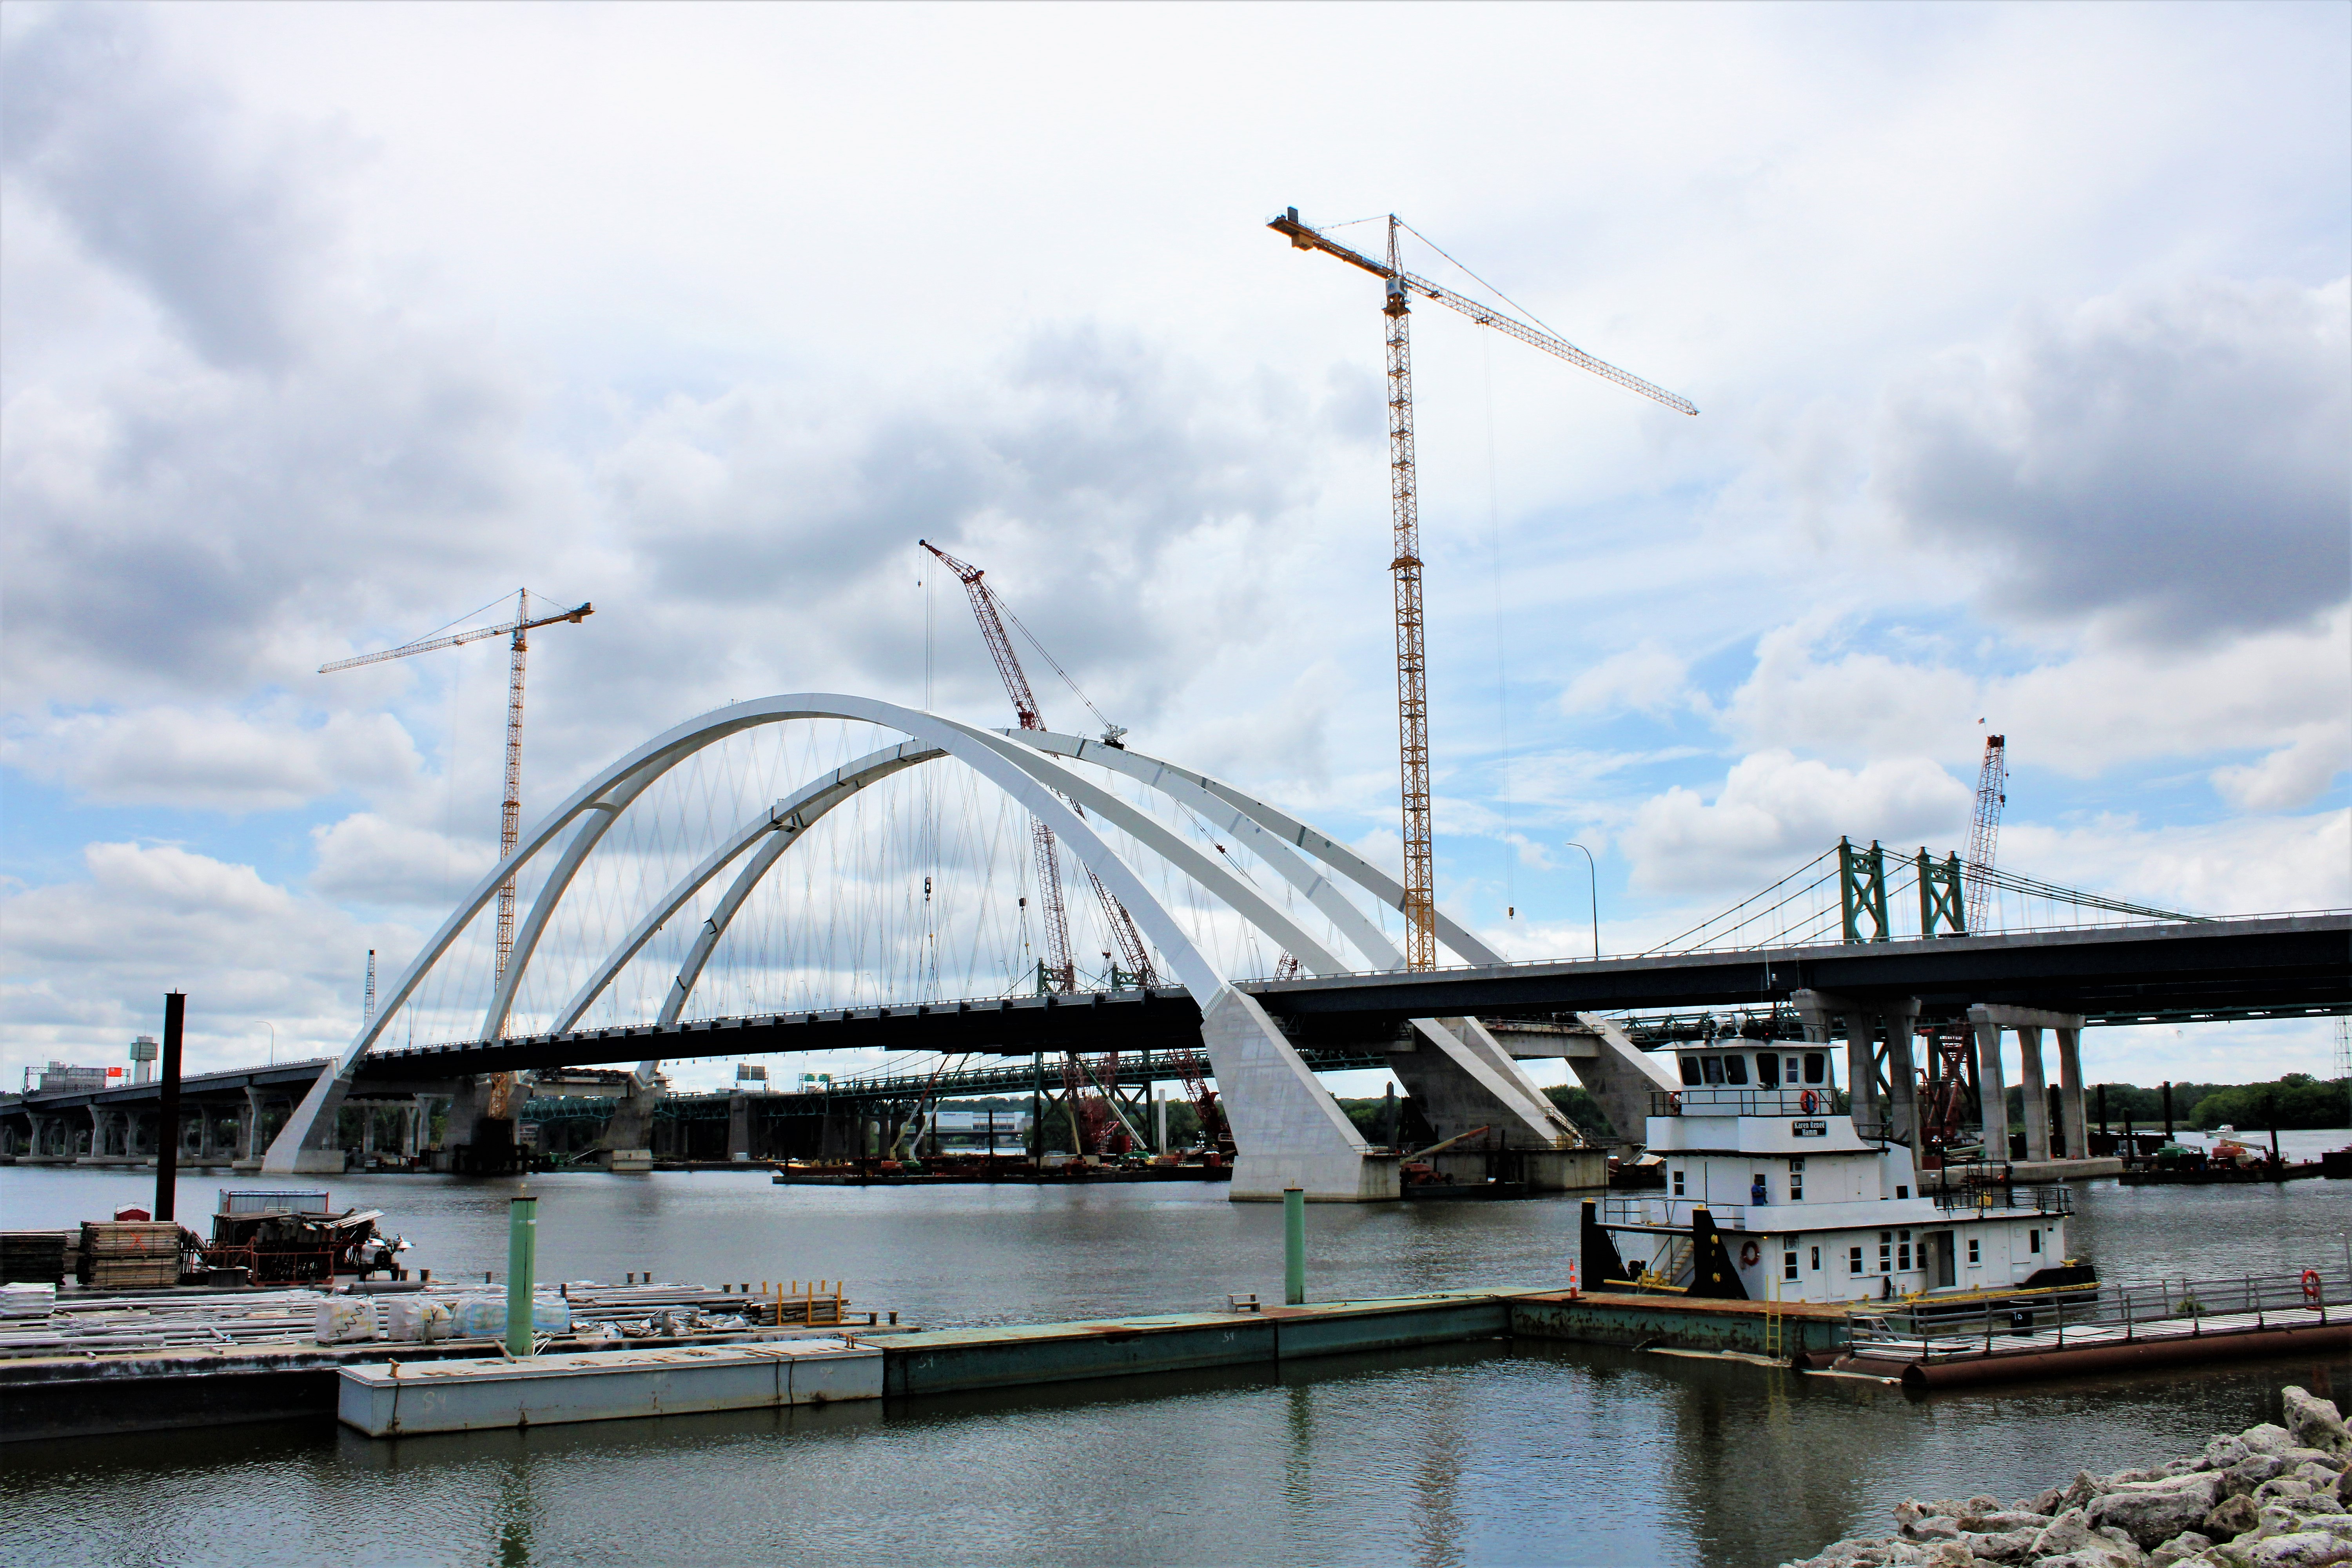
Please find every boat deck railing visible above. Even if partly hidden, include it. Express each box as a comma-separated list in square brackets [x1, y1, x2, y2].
[1932, 1182, 2074, 1216]
[1847, 1266, 2347, 1363]
[1649, 1088, 1834, 1118]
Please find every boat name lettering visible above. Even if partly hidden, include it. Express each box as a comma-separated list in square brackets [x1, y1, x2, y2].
[1791, 1119, 1828, 1138]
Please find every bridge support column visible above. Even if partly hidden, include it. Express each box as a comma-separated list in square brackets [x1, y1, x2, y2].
[1557, 1014, 1682, 1158]
[2056, 1027, 2087, 1160]
[597, 1075, 663, 1165]
[1965, 1005, 2088, 1163]
[1384, 1018, 1597, 1188]
[262, 1071, 351, 1174]
[1792, 990, 1926, 1148]
[2016, 1027, 2051, 1162]
[1200, 987, 1398, 1201]
[1792, 991, 1877, 1128]
[1971, 1013, 2006, 1152]
[1881, 998, 1922, 1149]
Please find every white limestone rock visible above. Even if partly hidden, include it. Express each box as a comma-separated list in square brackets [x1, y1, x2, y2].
[2281, 1390, 2352, 1462]
[1957, 1525, 2040, 1563]
[2217, 1528, 2352, 1568]
[2244, 1426, 2300, 1457]
[2092, 1475, 2229, 1550]
[1960, 1510, 2053, 1534]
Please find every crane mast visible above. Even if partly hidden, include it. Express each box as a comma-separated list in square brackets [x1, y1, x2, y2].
[919, 542, 1154, 991]
[1966, 733, 2007, 932]
[1271, 206, 1695, 969]
[321, 593, 593, 1009]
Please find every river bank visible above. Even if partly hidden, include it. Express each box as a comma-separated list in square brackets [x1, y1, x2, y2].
[1785, 1387, 2352, 1566]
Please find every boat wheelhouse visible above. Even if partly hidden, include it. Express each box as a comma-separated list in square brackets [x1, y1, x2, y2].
[1580, 1035, 2087, 1307]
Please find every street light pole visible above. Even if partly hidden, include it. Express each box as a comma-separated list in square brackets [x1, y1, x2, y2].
[1562, 843, 1600, 959]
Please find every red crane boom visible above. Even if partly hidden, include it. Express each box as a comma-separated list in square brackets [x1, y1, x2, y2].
[919, 542, 1154, 991]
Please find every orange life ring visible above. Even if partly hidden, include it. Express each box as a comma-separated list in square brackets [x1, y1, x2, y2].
[1800, 1090, 1818, 1114]
[2303, 1269, 2324, 1305]
[1739, 1240, 1761, 1269]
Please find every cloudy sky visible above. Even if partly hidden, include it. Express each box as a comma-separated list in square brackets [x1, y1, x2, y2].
[4, 2, 2346, 1094]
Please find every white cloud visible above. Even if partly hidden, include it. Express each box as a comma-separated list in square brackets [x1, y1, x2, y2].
[1873, 276, 2351, 642]
[309, 812, 496, 907]
[2210, 722, 2352, 815]
[1622, 750, 1973, 895]
[1561, 644, 1691, 717]
[0, 842, 404, 1081]
[3, 704, 421, 812]
[1717, 607, 2352, 778]
[1998, 809, 2350, 918]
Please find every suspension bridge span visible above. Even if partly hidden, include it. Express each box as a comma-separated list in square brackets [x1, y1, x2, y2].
[8, 694, 2343, 1198]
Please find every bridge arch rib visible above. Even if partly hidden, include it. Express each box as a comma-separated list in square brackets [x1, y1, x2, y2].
[264, 695, 1383, 1194]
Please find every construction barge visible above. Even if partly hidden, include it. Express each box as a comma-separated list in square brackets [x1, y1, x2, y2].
[9, 1259, 2344, 1442]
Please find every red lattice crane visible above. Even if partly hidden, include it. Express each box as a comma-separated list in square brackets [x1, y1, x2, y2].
[1965, 733, 2007, 933]
[321, 592, 593, 1001]
[1270, 207, 1696, 968]
[918, 542, 1154, 992]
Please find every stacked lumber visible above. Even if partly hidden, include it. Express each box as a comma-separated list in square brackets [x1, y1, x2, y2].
[77, 1222, 185, 1290]
[0, 1232, 69, 1285]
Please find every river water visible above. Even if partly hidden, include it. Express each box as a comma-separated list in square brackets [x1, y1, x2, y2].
[6, 1138, 2350, 1568]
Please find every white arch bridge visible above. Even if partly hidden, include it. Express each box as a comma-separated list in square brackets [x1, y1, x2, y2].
[265, 694, 1626, 1198]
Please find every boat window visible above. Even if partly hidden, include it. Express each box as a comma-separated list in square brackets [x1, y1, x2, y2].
[1723, 1054, 1749, 1085]
[1700, 1056, 1724, 1085]
[1782, 1248, 1798, 1282]
[1671, 1167, 1686, 1197]
[1789, 1169, 1804, 1201]
[2029, 1229, 2041, 1254]
[1786, 1056, 1802, 1084]
[1756, 1054, 1779, 1088]
[1848, 1246, 1864, 1275]
[1810, 1246, 1821, 1271]
[1803, 1053, 1826, 1084]
[1897, 1231, 1912, 1270]
[1878, 1231, 1893, 1273]
[1679, 1056, 1700, 1086]
[1968, 1237, 1981, 1265]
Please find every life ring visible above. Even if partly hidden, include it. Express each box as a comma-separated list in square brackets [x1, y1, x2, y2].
[1800, 1090, 1818, 1114]
[1739, 1240, 1761, 1269]
[2303, 1269, 2324, 1305]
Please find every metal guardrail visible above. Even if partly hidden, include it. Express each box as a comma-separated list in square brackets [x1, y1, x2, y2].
[1648, 1088, 1835, 1118]
[1849, 1267, 2346, 1357]
[1933, 1182, 2073, 1216]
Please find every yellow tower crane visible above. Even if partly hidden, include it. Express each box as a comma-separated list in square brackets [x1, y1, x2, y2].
[321, 592, 593, 1005]
[1270, 207, 1696, 968]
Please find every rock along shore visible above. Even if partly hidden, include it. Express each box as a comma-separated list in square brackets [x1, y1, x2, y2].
[1782, 1387, 2352, 1568]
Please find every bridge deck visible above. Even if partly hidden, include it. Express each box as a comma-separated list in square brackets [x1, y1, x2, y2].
[4, 915, 2342, 1112]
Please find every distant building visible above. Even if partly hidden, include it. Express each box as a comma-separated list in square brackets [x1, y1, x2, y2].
[27, 1061, 118, 1093]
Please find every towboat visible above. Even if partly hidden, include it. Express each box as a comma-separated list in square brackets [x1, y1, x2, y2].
[1580, 1036, 2093, 1307]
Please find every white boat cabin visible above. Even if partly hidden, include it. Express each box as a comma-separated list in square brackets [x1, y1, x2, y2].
[1582, 1036, 2080, 1307]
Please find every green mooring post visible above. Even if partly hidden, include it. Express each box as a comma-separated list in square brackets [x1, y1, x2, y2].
[1283, 1187, 1305, 1305]
[506, 1193, 538, 1356]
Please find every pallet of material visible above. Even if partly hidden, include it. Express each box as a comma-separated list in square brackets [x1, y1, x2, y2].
[1, 1233, 69, 1286]
[77, 1223, 186, 1290]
